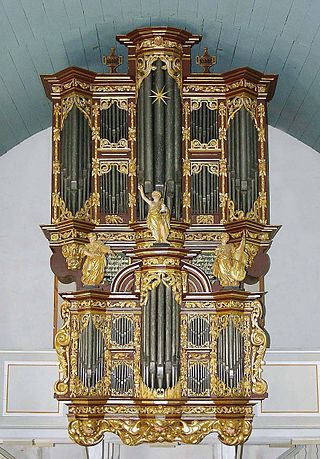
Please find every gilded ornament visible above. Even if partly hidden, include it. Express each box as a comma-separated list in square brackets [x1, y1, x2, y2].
[100, 138, 128, 149]
[183, 85, 225, 93]
[137, 54, 182, 92]
[212, 233, 249, 287]
[54, 301, 71, 396]
[142, 257, 180, 267]
[191, 162, 219, 175]
[97, 232, 135, 242]
[227, 96, 257, 127]
[196, 215, 215, 224]
[191, 99, 218, 111]
[191, 139, 219, 149]
[138, 185, 170, 244]
[138, 378, 181, 399]
[61, 95, 92, 127]
[100, 98, 128, 111]
[68, 418, 223, 446]
[81, 233, 113, 285]
[62, 242, 84, 270]
[185, 232, 221, 241]
[140, 270, 183, 306]
[105, 215, 124, 224]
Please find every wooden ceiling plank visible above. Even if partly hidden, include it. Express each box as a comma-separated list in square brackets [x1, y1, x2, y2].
[42, 0, 72, 34]
[61, 28, 88, 69]
[230, 27, 259, 69]
[80, 0, 104, 27]
[19, 0, 51, 39]
[213, 22, 240, 71]
[234, 0, 255, 28]
[0, 0, 19, 48]
[262, 0, 294, 36]
[0, 0, 35, 44]
[8, 44, 51, 129]
[80, 25, 104, 73]
[0, 50, 42, 135]
[63, 0, 87, 30]
[159, 0, 179, 17]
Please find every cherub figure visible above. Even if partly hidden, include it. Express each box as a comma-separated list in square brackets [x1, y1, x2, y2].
[81, 233, 113, 285]
[138, 184, 170, 244]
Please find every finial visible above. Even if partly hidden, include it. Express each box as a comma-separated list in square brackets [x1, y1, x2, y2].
[103, 47, 123, 73]
[196, 47, 216, 73]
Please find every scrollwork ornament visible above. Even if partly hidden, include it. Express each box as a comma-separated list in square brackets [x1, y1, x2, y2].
[251, 301, 268, 395]
[54, 301, 71, 396]
[62, 242, 84, 270]
[140, 270, 183, 306]
[216, 419, 252, 446]
[137, 54, 182, 92]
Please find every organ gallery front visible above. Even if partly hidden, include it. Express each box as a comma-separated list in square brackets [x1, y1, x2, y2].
[41, 27, 279, 447]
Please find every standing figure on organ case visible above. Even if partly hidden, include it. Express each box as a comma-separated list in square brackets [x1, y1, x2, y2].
[213, 232, 248, 287]
[138, 184, 170, 244]
[81, 233, 113, 285]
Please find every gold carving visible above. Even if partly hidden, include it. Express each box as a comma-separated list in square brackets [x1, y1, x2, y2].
[190, 139, 219, 149]
[91, 85, 135, 93]
[183, 85, 225, 93]
[68, 416, 252, 447]
[137, 36, 183, 53]
[138, 185, 170, 244]
[105, 215, 124, 224]
[137, 54, 182, 92]
[140, 270, 183, 306]
[100, 138, 128, 149]
[62, 242, 84, 270]
[74, 193, 100, 223]
[212, 232, 257, 286]
[142, 257, 180, 266]
[98, 161, 129, 175]
[191, 99, 218, 111]
[52, 192, 72, 223]
[81, 233, 113, 285]
[96, 232, 135, 242]
[54, 301, 71, 396]
[61, 95, 92, 127]
[196, 215, 215, 224]
[100, 98, 128, 111]
[191, 162, 219, 175]
[219, 192, 267, 225]
[138, 379, 181, 399]
[185, 232, 221, 241]
[216, 418, 252, 446]
[251, 301, 268, 395]
[227, 96, 257, 127]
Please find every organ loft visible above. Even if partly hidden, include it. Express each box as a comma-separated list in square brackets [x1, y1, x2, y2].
[41, 26, 279, 447]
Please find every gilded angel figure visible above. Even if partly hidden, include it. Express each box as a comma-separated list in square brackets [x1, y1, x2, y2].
[138, 184, 170, 244]
[81, 233, 113, 285]
[213, 233, 248, 287]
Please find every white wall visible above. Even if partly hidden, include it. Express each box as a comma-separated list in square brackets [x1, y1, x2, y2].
[267, 126, 320, 349]
[0, 128, 53, 350]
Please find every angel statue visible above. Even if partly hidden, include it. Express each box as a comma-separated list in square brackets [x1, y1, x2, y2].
[212, 232, 249, 287]
[81, 233, 113, 286]
[138, 184, 171, 244]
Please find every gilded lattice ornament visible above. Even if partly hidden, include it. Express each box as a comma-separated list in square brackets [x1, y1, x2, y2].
[183, 85, 226, 93]
[100, 139, 128, 149]
[74, 193, 100, 224]
[140, 270, 183, 306]
[136, 54, 182, 92]
[191, 162, 219, 175]
[137, 378, 181, 399]
[61, 95, 92, 127]
[191, 139, 219, 149]
[185, 232, 221, 241]
[219, 193, 267, 225]
[226, 96, 257, 127]
[105, 215, 124, 224]
[191, 99, 218, 111]
[196, 215, 215, 224]
[98, 161, 129, 175]
[100, 98, 128, 111]
[62, 242, 84, 270]
[90, 85, 135, 92]
[96, 232, 135, 242]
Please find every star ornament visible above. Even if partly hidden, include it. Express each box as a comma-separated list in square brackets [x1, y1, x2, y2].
[150, 86, 170, 105]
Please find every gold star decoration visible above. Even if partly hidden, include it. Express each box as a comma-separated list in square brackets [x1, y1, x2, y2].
[149, 86, 170, 105]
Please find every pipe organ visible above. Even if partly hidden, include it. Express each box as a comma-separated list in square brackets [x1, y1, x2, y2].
[41, 27, 279, 447]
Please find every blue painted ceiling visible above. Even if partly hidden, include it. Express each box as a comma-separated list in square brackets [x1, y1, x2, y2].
[0, 0, 319, 155]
